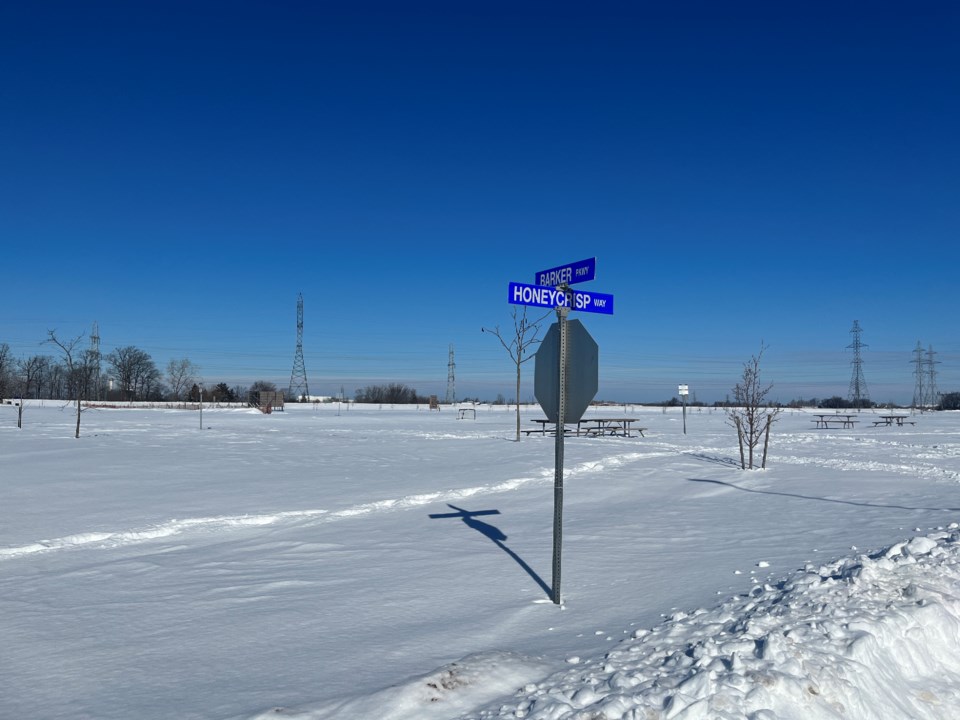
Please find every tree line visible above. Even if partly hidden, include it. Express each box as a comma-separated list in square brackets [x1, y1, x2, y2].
[353, 383, 426, 404]
[0, 339, 262, 404]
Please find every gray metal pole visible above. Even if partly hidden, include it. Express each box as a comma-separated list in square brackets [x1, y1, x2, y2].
[552, 294, 571, 605]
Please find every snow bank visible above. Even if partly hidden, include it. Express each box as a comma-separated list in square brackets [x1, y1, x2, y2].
[243, 652, 555, 720]
[236, 527, 960, 720]
[460, 527, 960, 719]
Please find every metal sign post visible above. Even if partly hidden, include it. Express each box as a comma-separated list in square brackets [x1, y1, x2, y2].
[508, 258, 613, 606]
[552, 289, 572, 605]
[679, 384, 689, 434]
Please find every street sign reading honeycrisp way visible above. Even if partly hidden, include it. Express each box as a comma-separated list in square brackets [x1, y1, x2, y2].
[503, 257, 615, 606]
[508, 282, 614, 315]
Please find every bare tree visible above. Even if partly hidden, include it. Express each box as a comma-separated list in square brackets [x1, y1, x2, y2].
[46, 331, 95, 438]
[483, 307, 551, 441]
[0, 343, 14, 399]
[17, 355, 51, 399]
[166, 358, 198, 402]
[107, 346, 161, 401]
[725, 345, 781, 469]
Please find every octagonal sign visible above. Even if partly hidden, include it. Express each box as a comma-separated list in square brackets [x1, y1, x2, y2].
[534, 319, 599, 424]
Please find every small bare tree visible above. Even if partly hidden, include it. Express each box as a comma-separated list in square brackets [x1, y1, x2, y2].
[726, 345, 781, 469]
[483, 307, 551, 441]
[47, 331, 95, 438]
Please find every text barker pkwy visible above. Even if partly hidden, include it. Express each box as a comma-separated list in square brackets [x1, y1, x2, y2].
[534, 257, 596, 287]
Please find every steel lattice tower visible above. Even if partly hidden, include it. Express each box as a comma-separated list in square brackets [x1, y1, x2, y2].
[911, 341, 925, 410]
[445, 344, 456, 404]
[288, 293, 309, 401]
[925, 344, 940, 409]
[847, 320, 869, 409]
[89, 322, 101, 400]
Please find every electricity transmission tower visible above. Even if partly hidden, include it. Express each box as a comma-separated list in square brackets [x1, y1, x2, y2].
[445, 344, 456, 404]
[847, 320, 869, 410]
[912, 341, 925, 410]
[288, 293, 309, 401]
[912, 342, 941, 411]
[926, 344, 940, 409]
[89, 322, 101, 400]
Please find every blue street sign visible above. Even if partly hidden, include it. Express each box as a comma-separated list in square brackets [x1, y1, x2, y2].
[508, 282, 614, 315]
[534, 257, 596, 287]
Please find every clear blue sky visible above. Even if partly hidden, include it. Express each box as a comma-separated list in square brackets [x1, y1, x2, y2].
[2, 2, 958, 404]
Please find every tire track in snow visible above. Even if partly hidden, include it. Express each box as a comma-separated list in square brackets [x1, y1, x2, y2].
[0, 451, 661, 561]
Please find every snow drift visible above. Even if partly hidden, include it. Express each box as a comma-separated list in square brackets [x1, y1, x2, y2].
[244, 527, 960, 719]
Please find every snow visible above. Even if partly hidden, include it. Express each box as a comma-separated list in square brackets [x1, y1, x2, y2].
[3, 402, 960, 719]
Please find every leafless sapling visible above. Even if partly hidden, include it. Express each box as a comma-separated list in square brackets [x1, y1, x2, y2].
[46, 331, 95, 438]
[482, 307, 551, 441]
[725, 345, 781, 469]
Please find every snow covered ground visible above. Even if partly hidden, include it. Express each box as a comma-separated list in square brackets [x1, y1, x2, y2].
[3, 402, 960, 719]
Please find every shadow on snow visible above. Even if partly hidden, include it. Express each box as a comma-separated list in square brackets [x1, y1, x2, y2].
[428, 503, 552, 599]
[687, 478, 960, 512]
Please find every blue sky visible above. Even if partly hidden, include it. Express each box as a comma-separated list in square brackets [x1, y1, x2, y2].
[2, 2, 958, 403]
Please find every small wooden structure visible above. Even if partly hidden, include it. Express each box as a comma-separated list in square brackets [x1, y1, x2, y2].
[250, 390, 285, 413]
[429, 395, 440, 411]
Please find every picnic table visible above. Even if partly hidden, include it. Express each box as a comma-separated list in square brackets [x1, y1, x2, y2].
[524, 418, 646, 437]
[872, 415, 916, 427]
[812, 414, 858, 429]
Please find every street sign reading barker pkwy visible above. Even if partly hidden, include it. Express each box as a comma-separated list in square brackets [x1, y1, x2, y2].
[508, 281, 614, 315]
[535, 257, 596, 286]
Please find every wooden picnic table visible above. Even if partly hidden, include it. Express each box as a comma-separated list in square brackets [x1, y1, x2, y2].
[524, 418, 646, 437]
[872, 415, 916, 427]
[580, 418, 645, 437]
[812, 414, 858, 429]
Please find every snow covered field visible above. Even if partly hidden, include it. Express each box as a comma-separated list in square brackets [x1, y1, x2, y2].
[3, 402, 960, 719]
